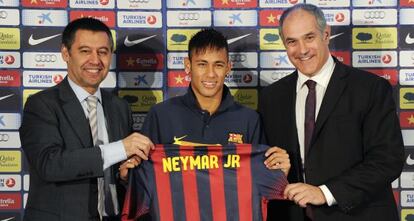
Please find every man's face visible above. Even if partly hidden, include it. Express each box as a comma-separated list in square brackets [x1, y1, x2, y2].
[281, 10, 331, 77]
[185, 47, 231, 102]
[61, 29, 112, 94]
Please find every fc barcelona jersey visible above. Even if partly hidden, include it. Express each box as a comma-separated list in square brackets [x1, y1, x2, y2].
[122, 144, 288, 221]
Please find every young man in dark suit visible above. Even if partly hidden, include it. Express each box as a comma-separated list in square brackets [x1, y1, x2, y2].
[259, 4, 404, 221]
[20, 18, 154, 221]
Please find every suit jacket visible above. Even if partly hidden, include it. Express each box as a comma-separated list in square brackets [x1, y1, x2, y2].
[20, 78, 132, 221]
[258, 58, 404, 221]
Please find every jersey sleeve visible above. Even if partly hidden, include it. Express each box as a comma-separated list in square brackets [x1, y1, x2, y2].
[253, 145, 289, 200]
[121, 162, 153, 221]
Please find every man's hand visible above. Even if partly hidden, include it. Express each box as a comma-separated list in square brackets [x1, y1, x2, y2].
[119, 156, 141, 181]
[284, 183, 326, 207]
[122, 132, 154, 160]
[264, 146, 291, 176]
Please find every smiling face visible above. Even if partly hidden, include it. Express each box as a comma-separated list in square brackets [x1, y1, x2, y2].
[185, 47, 231, 104]
[281, 9, 331, 77]
[61, 29, 112, 94]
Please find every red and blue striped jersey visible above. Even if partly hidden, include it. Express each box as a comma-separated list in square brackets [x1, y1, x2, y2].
[122, 144, 288, 221]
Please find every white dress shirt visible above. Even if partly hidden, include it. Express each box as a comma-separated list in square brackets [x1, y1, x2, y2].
[68, 78, 127, 170]
[295, 56, 337, 206]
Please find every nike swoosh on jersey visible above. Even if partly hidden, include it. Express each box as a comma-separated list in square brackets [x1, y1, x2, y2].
[0, 94, 13, 101]
[407, 154, 414, 165]
[124, 35, 157, 47]
[227, 33, 252, 44]
[330, 32, 345, 40]
[28, 34, 61, 46]
[1, 217, 16, 221]
[406, 33, 414, 45]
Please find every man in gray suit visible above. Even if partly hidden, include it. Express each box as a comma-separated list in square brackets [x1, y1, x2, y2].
[20, 18, 153, 221]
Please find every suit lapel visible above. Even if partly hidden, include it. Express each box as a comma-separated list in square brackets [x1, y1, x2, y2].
[312, 61, 348, 146]
[59, 78, 93, 148]
[286, 73, 300, 156]
[101, 89, 115, 142]
[284, 72, 305, 182]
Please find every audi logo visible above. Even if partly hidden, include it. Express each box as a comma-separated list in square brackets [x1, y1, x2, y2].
[35, 54, 57, 63]
[0, 134, 9, 142]
[230, 54, 246, 63]
[0, 11, 7, 19]
[363, 11, 386, 19]
[129, 0, 148, 2]
[178, 13, 200, 21]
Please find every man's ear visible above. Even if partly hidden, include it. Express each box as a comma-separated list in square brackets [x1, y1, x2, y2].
[184, 57, 191, 74]
[61, 45, 69, 62]
[324, 25, 331, 41]
[226, 59, 232, 76]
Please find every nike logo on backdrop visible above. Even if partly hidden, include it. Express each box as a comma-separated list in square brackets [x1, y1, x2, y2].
[227, 33, 251, 44]
[124, 35, 157, 47]
[406, 33, 414, 45]
[330, 32, 344, 40]
[407, 154, 414, 165]
[28, 34, 61, 46]
[0, 94, 13, 101]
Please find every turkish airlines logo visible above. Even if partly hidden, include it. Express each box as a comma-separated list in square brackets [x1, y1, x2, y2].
[28, 33, 61, 46]
[100, 0, 109, 5]
[0, 55, 15, 65]
[124, 35, 157, 47]
[382, 54, 392, 64]
[147, 15, 156, 24]
[335, 13, 345, 22]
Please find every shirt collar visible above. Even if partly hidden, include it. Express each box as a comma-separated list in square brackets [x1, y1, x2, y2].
[296, 56, 335, 92]
[184, 84, 234, 114]
[67, 77, 102, 103]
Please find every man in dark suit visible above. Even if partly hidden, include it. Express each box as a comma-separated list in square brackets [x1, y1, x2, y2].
[20, 18, 154, 221]
[259, 4, 404, 221]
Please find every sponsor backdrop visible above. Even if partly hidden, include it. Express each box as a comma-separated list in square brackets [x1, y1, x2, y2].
[0, 0, 413, 220]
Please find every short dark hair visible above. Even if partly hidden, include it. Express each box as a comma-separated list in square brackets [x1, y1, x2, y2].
[62, 17, 113, 51]
[279, 4, 326, 39]
[188, 28, 228, 60]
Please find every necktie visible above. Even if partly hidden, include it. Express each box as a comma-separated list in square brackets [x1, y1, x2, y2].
[86, 96, 117, 218]
[304, 80, 316, 161]
[304, 80, 316, 221]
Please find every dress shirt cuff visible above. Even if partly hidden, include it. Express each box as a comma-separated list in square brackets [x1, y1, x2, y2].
[99, 140, 127, 170]
[319, 185, 337, 206]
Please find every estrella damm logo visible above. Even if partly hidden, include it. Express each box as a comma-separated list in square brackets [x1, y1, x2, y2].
[260, 29, 285, 50]
[0, 28, 20, 50]
[167, 29, 200, 51]
[0, 151, 21, 172]
[230, 89, 257, 110]
[400, 88, 414, 109]
[352, 27, 397, 49]
[23, 89, 42, 107]
[119, 90, 163, 112]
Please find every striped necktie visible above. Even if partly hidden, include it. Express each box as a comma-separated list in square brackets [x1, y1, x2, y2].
[86, 95, 117, 218]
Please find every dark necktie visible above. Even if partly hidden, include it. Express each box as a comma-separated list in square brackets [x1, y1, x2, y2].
[304, 80, 316, 161]
[86, 96, 117, 218]
[304, 80, 316, 221]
